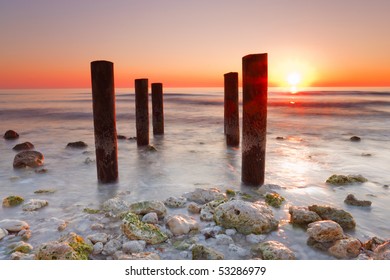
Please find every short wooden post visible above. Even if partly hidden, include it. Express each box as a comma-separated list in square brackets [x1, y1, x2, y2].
[151, 83, 164, 135]
[135, 78, 149, 146]
[224, 72, 239, 146]
[90, 60, 118, 183]
[241, 53, 268, 186]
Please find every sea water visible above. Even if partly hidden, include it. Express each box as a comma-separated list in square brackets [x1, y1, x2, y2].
[0, 87, 389, 259]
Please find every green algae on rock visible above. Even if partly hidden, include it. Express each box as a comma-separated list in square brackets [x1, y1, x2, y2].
[192, 244, 224, 260]
[308, 205, 356, 230]
[265, 193, 285, 208]
[128, 200, 167, 218]
[326, 174, 368, 185]
[252, 240, 296, 260]
[121, 212, 168, 245]
[2, 196, 24, 207]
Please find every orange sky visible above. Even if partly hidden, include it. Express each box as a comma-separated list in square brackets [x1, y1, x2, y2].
[1, 0, 389, 89]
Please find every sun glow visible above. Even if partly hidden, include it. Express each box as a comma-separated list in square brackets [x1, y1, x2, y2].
[287, 72, 301, 93]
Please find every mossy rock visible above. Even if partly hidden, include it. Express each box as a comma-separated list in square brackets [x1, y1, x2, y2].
[121, 212, 168, 245]
[308, 205, 356, 230]
[192, 244, 224, 260]
[128, 200, 167, 218]
[34, 189, 56, 194]
[83, 208, 101, 214]
[2, 196, 24, 207]
[326, 174, 368, 185]
[226, 189, 236, 197]
[265, 193, 285, 208]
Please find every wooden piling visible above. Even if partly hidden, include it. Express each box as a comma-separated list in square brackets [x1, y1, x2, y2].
[224, 72, 239, 146]
[90, 60, 118, 183]
[135, 78, 149, 146]
[151, 83, 164, 135]
[241, 53, 268, 186]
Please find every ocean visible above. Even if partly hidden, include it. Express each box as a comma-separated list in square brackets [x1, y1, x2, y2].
[0, 87, 389, 259]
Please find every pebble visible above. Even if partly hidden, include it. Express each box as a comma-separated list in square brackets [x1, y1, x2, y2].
[92, 242, 104, 255]
[142, 212, 159, 224]
[87, 233, 109, 244]
[246, 233, 267, 244]
[215, 234, 234, 245]
[122, 240, 146, 254]
[0, 219, 29, 232]
[102, 239, 122, 256]
[225, 229, 237, 236]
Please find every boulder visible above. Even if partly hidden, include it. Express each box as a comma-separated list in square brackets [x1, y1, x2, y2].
[66, 141, 88, 149]
[265, 192, 285, 208]
[308, 205, 356, 229]
[128, 200, 167, 218]
[184, 188, 226, 204]
[373, 241, 390, 260]
[214, 200, 278, 235]
[102, 197, 129, 217]
[166, 214, 199, 236]
[12, 142, 34, 151]
[22, 199, 48, 211]
[4, 130, 19, 140]
[200, 199, 226, 221]
[0, 219, 29, 232]
[192, 244, 224, 260]
[2, 195, 24, 207]
[328, 237, 361, 259]
[164, 196, 187, 208]
[289, 206, 321, 225]
[35, 232, 92, 260]
[13, 151, 44, 168]
[121, 212, 168, 244]
[344, 194, 372, 207]
[307, 220, 344, 243]
[252, 241, 296, 260]
[326, 174, 368, 185]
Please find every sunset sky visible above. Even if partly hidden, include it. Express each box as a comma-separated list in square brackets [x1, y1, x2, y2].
[0, 0, 389, 88]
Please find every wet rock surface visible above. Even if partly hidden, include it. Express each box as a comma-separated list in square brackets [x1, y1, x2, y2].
[13, 151, 44, 168]
[344, 194, 372, 207]
[4, 130, 19, 140]
[308, 205, 356, 229]
[12, 142, 34, 151]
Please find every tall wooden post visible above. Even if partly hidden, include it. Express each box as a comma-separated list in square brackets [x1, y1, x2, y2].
[241, 53, 268, 186]
[135, 78, 149, 146]
[224, 72, 239, 147]
[151, 83, 164, 135]
[90, 60, 118, 183]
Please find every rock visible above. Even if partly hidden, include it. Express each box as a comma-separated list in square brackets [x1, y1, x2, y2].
[0, 219, 29, 232]
[344, 194, 372, 207]
[11, 241, 33, 253]
[4, 130, 19, 140]
[373, 241, 390, 260]
[146, 145, 158, 152]
[350, 136, 361, 142]
[117, 135, 127, 140]
[201, 226, 223, 239]
[18, 229, 32, 240]
[307, 220, 344, 243]
[13, 150, 44, 168]
[276, 136, 285, 140]
[92, 242, 104, 255]
[91, 223, 104, 231]
[228, 244, 249, 257]
[265, 192, 285, 208]
[12, 142, 34, 151]
[289, 206, 321, 225]
[215, 234, 234, 245]
[121, 212, 168, 244]
[102, 197, 129, 217]
[225, 229, 237, 236]
[2, 195, 24, 207]
[187, 202, 201, 214]
[0, 228, 8, 240]
[308, 205, 356, 229]
[83, 208, 101, 214]
[87, 233, 109, 244]
[361, 153, 372, 157]
[142, 212, 159, 224]
[362, 236, 386, 251]
[328, 237, 361, 259]
[10, 251, 35, 260]
[225, 189, 236, 197]
[246, 233, 267, 244]
[35, 168, 48, 174]
[252, 241, 296, 260]
[184, 188, 226, 204]
[102, 239, 122, 256]
[326, 174, 368, 185]
[22, 199, 48, 211]
[35, 232, 92, 260]
[84, 157, 95, 164]
[214, 200, 278, 235]
[115, 252, 160, 260]
[66, 141, 88, 149]
[128, 200, 167, 218]
[122, 240, 146, 254]
[166, 214, 199, 236]
[192, 244, 224, 260]
[164, 196, 187, 208]
[200, 199, 227, 221]
[34, 189, 56, 194]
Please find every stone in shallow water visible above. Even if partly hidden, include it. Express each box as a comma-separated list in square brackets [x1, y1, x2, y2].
[4, 130, 19, 140]
[265, 192, 285, 208]
[166, 214, 199, 236]
[122, 240, 146, 254]
[13, 151, 44, 168]
[22, 199, 48, 211]
[192, 244, 224, 260]
[328, 237, 361, 259]
[128, 200, 167, 218]
[142, 212, 159, 224]
[326, 174, 368, 185]
[308, 204, 356, 230]
[2, 195, 24, 207]
[12, 142, 34, 151]
[307, 220, 344, 243]
[0, 228, 8, 240]
[0, 219, 29, 232]
[66, 141, 88, 148]
[87, 232, 109, 244]
[373, 241, 390, 260]
[183, 188, 226, 204]
[344, 194, 372, 207]
[289, 206, 321, 225]
[252, 241, 296, 260]
[164, 196, 187, 208]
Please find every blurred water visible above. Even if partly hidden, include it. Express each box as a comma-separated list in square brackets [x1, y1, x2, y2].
[0, 88, 389, 259]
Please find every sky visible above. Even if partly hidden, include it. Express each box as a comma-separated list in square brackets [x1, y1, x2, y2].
[0, 0, 389, 88]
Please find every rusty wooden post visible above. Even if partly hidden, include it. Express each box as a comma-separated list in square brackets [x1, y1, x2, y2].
[135, 78, 149, 146]
[224, 72, 239, 147]
[151, 83, 164, 135]
[90, 60, 118, 183]
[241, 53, 268, 186]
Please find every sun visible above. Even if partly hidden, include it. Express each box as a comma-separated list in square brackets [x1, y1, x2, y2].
[287, 72, 301, 93]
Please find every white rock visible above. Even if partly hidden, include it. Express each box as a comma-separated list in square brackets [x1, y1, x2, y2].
[228, 244, 249, 257]
[200, 205, 214, 221]
[102, 197, 129, 217]
[307, 220, 344, 243]
[0, 228, 8, 240]
[164, 196, 187, 208]
[102, 239, 122, 256]
[0, 219, 29, 232]
[92, 242, 104, 255]
[87, 233, 109, 244]
[225, 229, 237, 236]
[246, 233, 267, 244]
[215, 234, 234, 245]
[166, 214, 199, 236]
[22, 199, 48, 211]
[183, 188, 226, 204]
[142, 212, 159, 224]
[122, 240, 146, 254]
